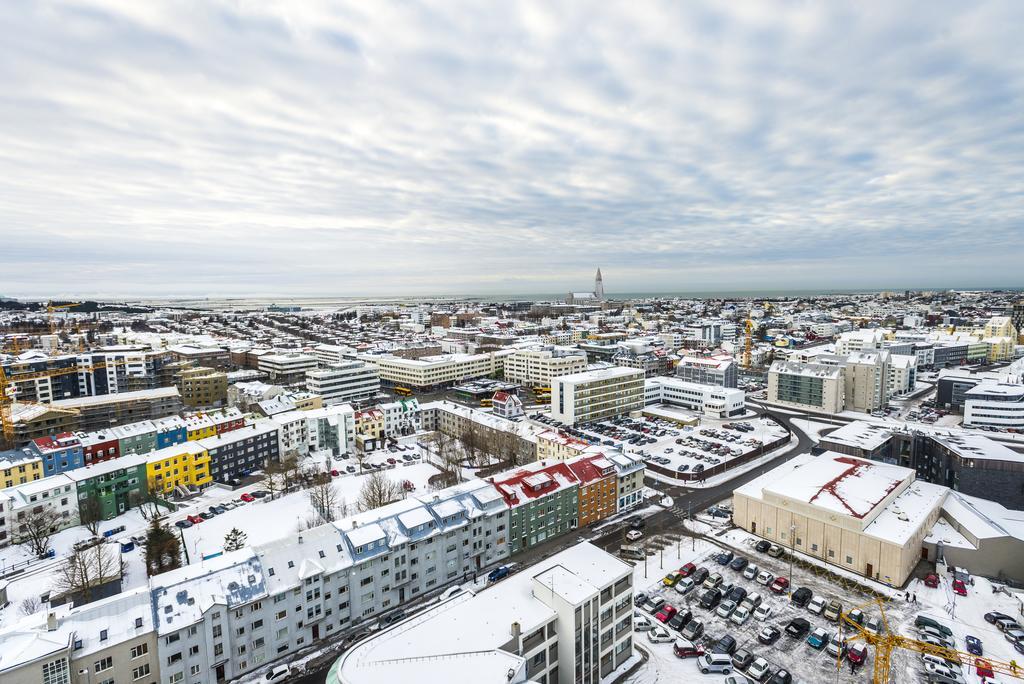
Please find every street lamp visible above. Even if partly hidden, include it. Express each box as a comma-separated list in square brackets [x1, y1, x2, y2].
[788, 523, 796, 593]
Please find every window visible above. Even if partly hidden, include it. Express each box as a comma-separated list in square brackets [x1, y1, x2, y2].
[190, 665, 201, 676]
[169, 673, 184, 683]
[130, 643, 149, 658]
[42, 659, 69, 684]
[132, 663, 151, 680]
[99, 629, 108, 642]
[165, 634, 180, 645]
[846, 555, 853, 564]
[94, 656, 113, 672]
[167, 653, 182, 665]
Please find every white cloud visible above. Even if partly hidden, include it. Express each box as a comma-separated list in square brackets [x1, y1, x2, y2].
[0, 0, 1022, 297]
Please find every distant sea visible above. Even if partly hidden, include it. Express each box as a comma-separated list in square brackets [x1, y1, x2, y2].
[124, 286, 1021, 311]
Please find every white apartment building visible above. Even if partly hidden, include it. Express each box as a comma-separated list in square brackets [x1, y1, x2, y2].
[257, 354, 318, 384]
[154, 480, 511, 684]
[767, 361, 845, 414]
[357, 351, 512, 390]
[269, 404, 356, 458]
[551, 367, 645, 425]
[377, 398, 421, 437]
[313, 344, 357, 367]
[644, 377, 746, 418]
[844, 351, 889, 413]
[0, 474, 78, 547]
[964, 381, 1024, 429]
[835, 329, 886, 356]
[502, 347, 588, 386]
[328, 541, 635, 684]
[887, 354, 918, 396]
[305, 361, 380, 405]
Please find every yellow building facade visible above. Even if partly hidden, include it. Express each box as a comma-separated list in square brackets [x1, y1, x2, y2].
[0, 455, 43, 490]
[145, 442, 212, 494]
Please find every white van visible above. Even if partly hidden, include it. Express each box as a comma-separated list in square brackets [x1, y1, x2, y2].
[697, 652, 733, 674]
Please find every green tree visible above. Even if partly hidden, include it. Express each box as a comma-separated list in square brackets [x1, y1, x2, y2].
[223, 527, 248, 552]
[143, 518, 181, 577]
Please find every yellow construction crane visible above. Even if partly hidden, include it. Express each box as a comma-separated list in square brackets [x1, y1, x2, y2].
[742, 316, 754, 369]
[840, 597, 1023, 684]
[46, 301, 80, 336]
[0, 359, 131, 448]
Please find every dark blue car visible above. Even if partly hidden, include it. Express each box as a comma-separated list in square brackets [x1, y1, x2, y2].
[488, 566, 510, 582]
[965, 635, 983, 656]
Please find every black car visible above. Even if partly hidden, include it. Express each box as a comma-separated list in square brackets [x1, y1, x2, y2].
[691, 567, 710, 585]
[732, 648, 754, 671]
[251, 490, 270, 498]
[174, 520, 193, 529]
[985, 611, 1014, 624]
[755, 540, 771, 553]
[716, 551, 734, 565]
[758, 625, 781, 645]
[768, 669, 793, 684]
[730, 557, 748, 571]
[668, 611, 690, 631]
[785, 618, 810, 638]
[726, 586, 747, 604]
[713, 634, 738, 655]
[628, 516, 646, 530]
[699, 588, 723, 609]
[790, 587, 813, 608]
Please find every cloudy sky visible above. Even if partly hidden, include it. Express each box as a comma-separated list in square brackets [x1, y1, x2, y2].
[1, 1, 1022, 298]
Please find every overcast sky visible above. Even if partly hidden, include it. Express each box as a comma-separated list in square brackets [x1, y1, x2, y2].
[1, 1, 1022, 298]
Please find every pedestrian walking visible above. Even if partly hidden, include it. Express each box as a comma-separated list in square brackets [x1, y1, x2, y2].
[913, 592, 918, 603]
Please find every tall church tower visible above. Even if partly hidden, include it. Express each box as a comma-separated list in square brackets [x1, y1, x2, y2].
[594, 268, 604, 301]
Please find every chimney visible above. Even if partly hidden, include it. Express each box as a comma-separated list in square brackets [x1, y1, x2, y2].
[297, 535, 303, 544]
[510, 621, 521, 649]
[46, 612, 57, 632]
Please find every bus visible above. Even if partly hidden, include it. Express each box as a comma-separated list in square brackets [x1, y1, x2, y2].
[479, 398, 493, 407]
[394, 387, 413, 397]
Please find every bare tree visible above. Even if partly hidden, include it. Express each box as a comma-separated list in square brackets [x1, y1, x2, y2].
[460, 422, 483, 467]
[18, 507, 61, 558]
[132, 480, 165, 522]
[356, 471, 402, 512]
[52, 543, 122, 604]
[429, 431, 462, 484]
[353, 445, 369, 475]
[78, 495, 104, 536]
[308, 478, 342, 523]
[263, 458, 287, 499]
[20, 596, 40, 616]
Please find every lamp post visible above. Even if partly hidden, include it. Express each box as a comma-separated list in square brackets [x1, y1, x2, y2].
[788, 523, 796, 594]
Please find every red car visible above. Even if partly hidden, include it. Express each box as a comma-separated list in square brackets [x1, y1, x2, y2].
[975, 659, 994, 679]
[239, 493, 254, 503]
[952, 579, 968, 596]
[331, 469, 340, 477]
[386, 458, 397, 465]
[673, 638, 704, 659]
[679, 563, 696, 577]
[848, 643, 868, 666]
[924, 573, 939, 588]
[186, 514, 204, 524]
[655, 605, 678, 623]
[769, 577, 790, 594]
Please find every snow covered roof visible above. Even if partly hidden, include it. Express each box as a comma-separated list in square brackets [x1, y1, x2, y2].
[0, 629, 70, 672]
[820, 421, 893, 451]
[345, 522, 387, 549]
[151, 551, 266, 635]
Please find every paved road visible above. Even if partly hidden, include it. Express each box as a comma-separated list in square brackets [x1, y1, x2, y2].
[290, 410, 814, 684]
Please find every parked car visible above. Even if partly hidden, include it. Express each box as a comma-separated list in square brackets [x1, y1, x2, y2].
[674, 577, 697, 595]
[766, 544, 784, 558]
[732, 648, 754, 671]
[699, 588, 723, 610]
[915, 615, 953, 637]
[726, 586, 748, 604]
[656, 604, 678, 623]
[757, 625, 781, 645]
[753, 604, 773, 621]
[691, 567, 710, 585]
[633, 614, 653, 632]
[754, 540, 771, 553]
[952, 579, 968, 596]
[742, 564, 759, 581]
[826, 633, 848, 658]
[716, 600, 737, 620]
[663, 572, 682, 587]
[730, 556, 748, 571]
[647, 625, 674, 643]
[186, 514, 204, 524]
[924, 573, 940, 588]
[975, 659, 995, 679]
[730, 606, 752, 625]
[846, 608, 864, 625]
[239, 493, 255, 502]
[634, 591, 648, 607]
[785, 618, 811, 638]
[487, 566, 510, 582]
[668, 610, 691, 632]
[703, 572, 724, 590]
[264, 665, 292, 682]
[848, 643, 868, 666]
[823, 600, 843, 622]
[984, 611, 1013, 625]
[717, 551, 735, 565]
[673, 637, 704, 658]
[681, 619, 704, 641]
[790, 587, 812, 607]
[769, 577, 790, 594]
[965, 635, 983, 656]
[747, 657, 772, 682]
[755, 570, 774, 586]
[1004, 628, 1024, 644]
[644, 596, 667, 615]
[697, 652, 734, 674]
[174, 520, 193, 529]
[994, 616, 1021, 633]
[713, 634, 738, 655]
[625, 529, 643, 542]
[768, 669, 792, 684]
[864, 616, 882, 636]
[679, 562, 697, 577]
[807, 596, 827, 615]
[807, 627, 829, 649]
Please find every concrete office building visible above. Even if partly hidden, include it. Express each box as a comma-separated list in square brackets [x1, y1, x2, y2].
[844, 351, 889, 413]
[644, 377, 745, 418]
[963, 381, 1024, 429]
[502, 347, 588, 386]
[767, 361, 844, 414]
[327, 541, 635, 684]
[305, 361, 380, 405]
[357, 351, 511, 391]
[551, 367, 645, 425]
[733, 452, 946, 585]
[313, 344, 357, 367]
[676, 353, 738, 388]
[258, 354, 318, 384]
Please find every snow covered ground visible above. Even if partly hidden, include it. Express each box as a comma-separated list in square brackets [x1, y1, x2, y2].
[177, 462, 441, 559]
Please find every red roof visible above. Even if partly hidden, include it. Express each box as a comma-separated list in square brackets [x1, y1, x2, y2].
[566, 455, 615, 485]
[491, 461, 579, 507]
[32, 432, 80, 452]
[808, 456, 904, 519]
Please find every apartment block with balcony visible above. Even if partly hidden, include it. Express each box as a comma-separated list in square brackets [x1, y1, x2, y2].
[175, 366, 228, 409]
[305, 361, 380, 405]
[503, 347, 589, 387]
[551, 367, 645, 425]
[767, 361, 844, 414]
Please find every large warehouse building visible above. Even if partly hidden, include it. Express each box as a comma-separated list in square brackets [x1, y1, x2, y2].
[733, 452, 947, 586]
